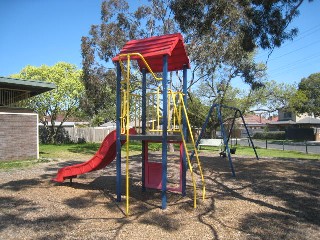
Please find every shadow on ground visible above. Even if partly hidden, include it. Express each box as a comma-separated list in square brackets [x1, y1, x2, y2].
[1, 151, 319, 239]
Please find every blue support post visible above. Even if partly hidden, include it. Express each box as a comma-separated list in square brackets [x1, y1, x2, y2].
[116, 62, 122, 202]
[141, 68, 147, 192]
[190, 103, 217, 160]
[226, 111, 238, 144]
[182, 65, 187, 196]
[217, 104, 236, 177]
[238, 110, 259, 160]
[161, 55, 168, 209]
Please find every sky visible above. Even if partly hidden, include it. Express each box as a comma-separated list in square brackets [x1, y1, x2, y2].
[1, 0, 320, 88]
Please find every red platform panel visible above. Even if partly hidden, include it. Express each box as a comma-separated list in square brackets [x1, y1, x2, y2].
[145, 162, 162, 190]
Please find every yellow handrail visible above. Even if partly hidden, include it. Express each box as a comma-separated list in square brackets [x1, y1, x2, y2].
[125, 55, 131, 215]
[118, 53, 162, 216]
[157, 86, 160, 130]
[177, 92, 206, 200]
[118, 53, 162, 81]
[117, 53, 205, 214]
[171, 92, 197, 208]
[171, 91, 206, 205]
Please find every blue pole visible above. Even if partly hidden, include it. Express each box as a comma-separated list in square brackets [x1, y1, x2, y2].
[227, 111, 238, 145]
[190, 103, 217, 160]
[238, 110, 259, 160]
[141, 68, 147, 192]
[161, 55, 168, 209]
[182, 64, 187, 196]
[116, 62, 122, 202]
[217, 104, 236, 177]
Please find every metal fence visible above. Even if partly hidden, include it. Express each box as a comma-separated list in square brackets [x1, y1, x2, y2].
[238, 138, 320, 154]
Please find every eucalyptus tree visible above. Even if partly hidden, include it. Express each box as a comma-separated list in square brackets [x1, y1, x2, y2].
[81, 0, 178, 124]
[170, 0, 311, 106]
[81, 0, 309, 126]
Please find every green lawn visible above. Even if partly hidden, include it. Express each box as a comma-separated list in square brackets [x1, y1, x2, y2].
[1, 142, 319, 170]
[197, 145, 320, 160]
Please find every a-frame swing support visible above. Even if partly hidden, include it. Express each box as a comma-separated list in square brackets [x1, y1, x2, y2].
[192, 104, 259, 177]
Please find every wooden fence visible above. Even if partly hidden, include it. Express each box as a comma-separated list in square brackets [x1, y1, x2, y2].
[65, 127, 115, 143]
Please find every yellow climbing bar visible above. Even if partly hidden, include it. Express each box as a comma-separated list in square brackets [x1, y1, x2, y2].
[117, 52, 205, 214]
[118, 53, 162, 81]
[170, 91, 206, 207]
[171, 94, 197, 207]
[177, 92, 206, 201]
[118, 53, 163, 216]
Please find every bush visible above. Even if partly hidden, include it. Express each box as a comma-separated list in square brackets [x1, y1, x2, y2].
[39, 126, 73, 144]
[253, 131, 286, 140]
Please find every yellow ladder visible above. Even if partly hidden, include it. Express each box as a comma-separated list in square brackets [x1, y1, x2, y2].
[171, 91, 206, 207]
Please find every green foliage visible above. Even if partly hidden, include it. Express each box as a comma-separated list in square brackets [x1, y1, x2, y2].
[170, 0, 310, 92]
[187, 94, 210, 128]
[292, 72, 320, 117]
[253, 131, 286, 140]
[11, 62, 84, 144]
[81, 0, 177, 124]
[247, 80, 297, 114]
[81, 0, 309, 126]
[170, 0, 305, 51]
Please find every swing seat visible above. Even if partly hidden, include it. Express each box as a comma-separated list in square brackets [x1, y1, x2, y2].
[219, 151, 226, 157]
[230, 147, 236, 154]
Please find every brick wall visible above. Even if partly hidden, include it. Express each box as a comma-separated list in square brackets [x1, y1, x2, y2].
[0, 110, 38, 161]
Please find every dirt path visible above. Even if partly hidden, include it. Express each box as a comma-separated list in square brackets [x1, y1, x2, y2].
[1, 153, 319, 239]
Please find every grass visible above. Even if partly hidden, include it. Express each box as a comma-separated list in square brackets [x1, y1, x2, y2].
[40, 142, 320, 160]
[1, 142, 319, 170]
[198, 145, 320, 160]
[0, 158, 51, 170]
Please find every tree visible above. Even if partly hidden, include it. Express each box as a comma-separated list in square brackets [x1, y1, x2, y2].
[245, 80, 297, 115]
[193, 82, 249, 137]
[11, 62, 84, 144]
[81, 0, 309, 129]
[293, 73, 320, 117]
[81, 0, 177, 124]
[187, 93, 210, 129]
[170, 0, 311, 101]
[170, 0, 310, 52]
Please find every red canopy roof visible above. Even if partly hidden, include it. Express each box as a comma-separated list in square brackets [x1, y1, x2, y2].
[112, 33, 190, 73]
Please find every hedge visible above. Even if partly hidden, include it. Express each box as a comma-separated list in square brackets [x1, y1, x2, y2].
[253, 131, 286, 140]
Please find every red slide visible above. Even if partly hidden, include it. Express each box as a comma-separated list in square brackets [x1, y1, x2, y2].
[53, 128, 136, 183]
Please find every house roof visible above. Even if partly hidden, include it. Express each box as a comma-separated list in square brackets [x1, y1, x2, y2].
[0, 76, 56, 106]
[268, 120, 296, 125]
[112, 33, 190, 73]
[296, 117, 320, 124]
[240, 114, 271, 125]
[0, 76, 56, 97]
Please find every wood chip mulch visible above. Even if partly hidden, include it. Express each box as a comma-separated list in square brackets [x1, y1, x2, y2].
[0, 151, 319, 240]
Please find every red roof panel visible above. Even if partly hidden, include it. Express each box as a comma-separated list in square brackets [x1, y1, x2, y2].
[112, 33, 190, 73]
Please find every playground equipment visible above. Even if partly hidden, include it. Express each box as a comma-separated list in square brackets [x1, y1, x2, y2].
[112, 33, 205, 215]
[192, 104, 259, 177]
[53, 34, 204, 215]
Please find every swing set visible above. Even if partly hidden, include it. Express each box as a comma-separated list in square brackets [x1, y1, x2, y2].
[192, 103, 259, 177]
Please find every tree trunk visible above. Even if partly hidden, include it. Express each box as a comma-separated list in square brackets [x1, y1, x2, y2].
[168, 143, 175, 152]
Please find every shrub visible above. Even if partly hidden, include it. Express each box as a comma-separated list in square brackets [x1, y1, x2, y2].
[39, 126, 73, 144]
[253, 131, 286, 140]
